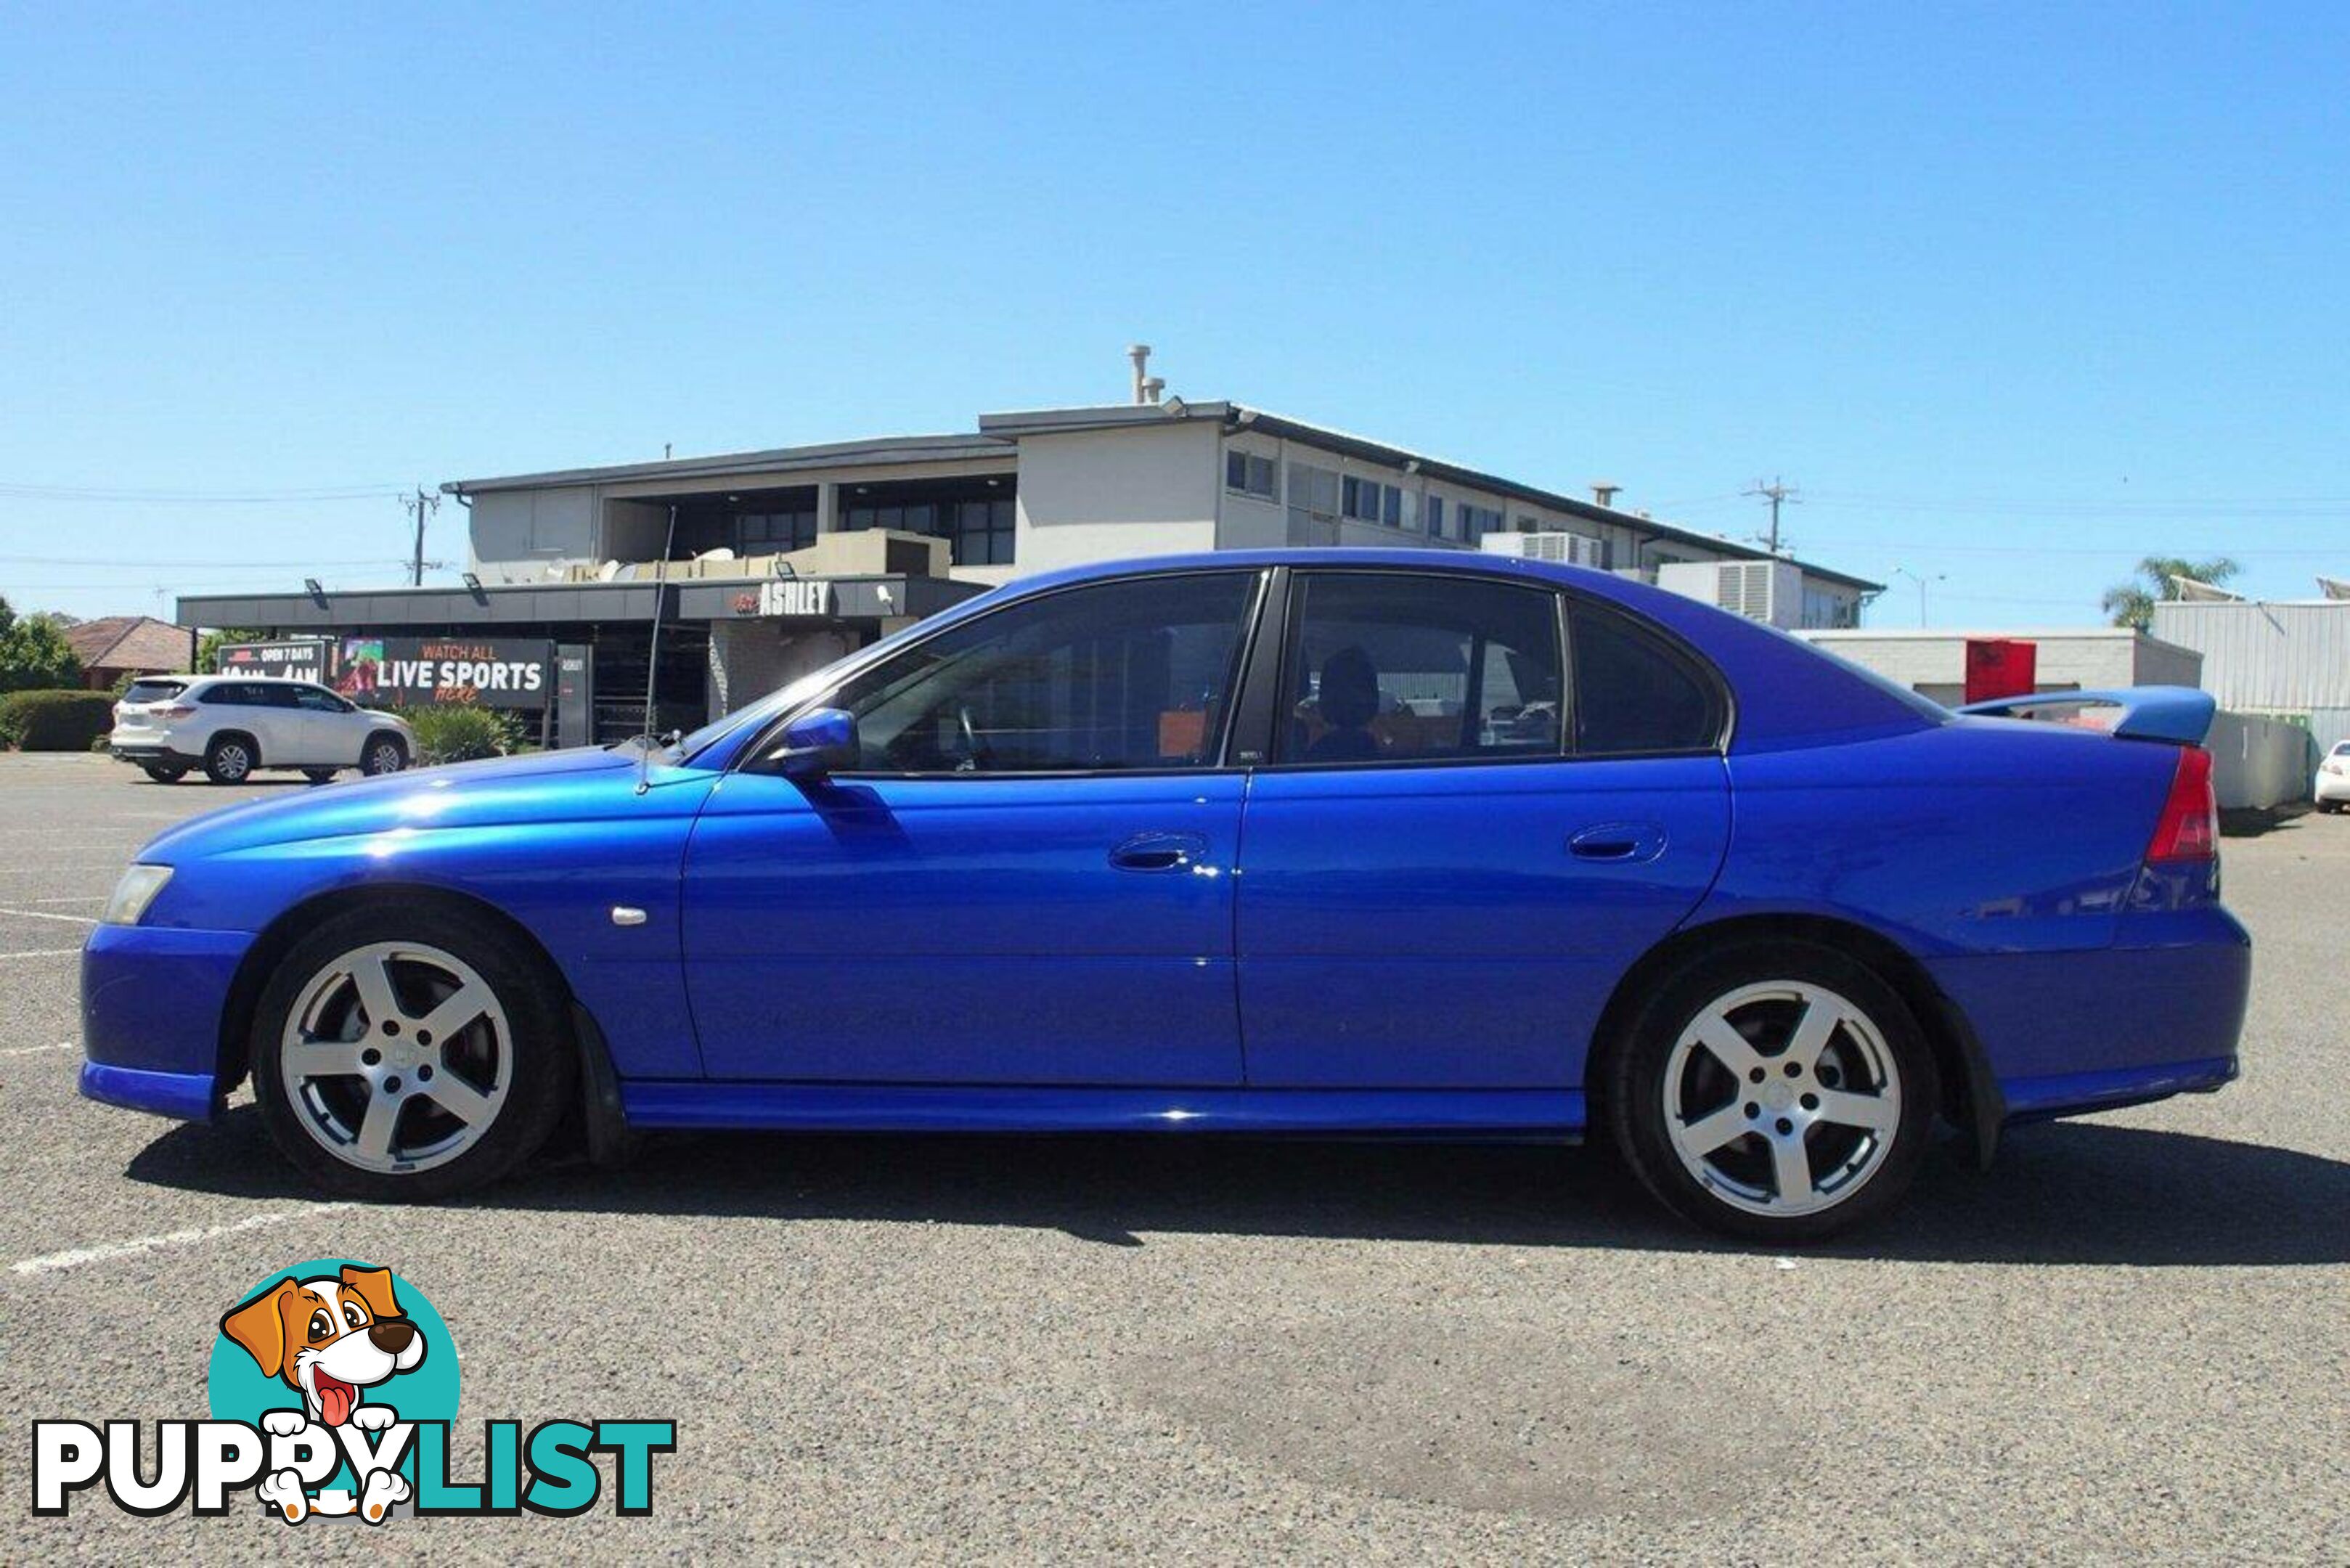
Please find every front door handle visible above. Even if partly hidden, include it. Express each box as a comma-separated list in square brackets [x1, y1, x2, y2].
[1569, 822, 1668, 863]
[1109, 830, 1209, 873]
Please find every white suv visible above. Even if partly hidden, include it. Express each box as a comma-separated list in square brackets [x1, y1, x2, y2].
[108, 675, 415, 785]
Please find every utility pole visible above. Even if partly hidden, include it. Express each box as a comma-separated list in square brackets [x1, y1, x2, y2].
[1743, 476, 1799, 555]
[403, 488, 440, 587]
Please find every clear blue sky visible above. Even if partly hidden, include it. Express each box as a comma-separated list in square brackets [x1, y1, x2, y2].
[4, 2, 2346, 627]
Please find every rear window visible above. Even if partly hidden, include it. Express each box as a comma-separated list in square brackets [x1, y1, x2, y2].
[121, 680, 187, 704]
[1571, 608, 1723, 755]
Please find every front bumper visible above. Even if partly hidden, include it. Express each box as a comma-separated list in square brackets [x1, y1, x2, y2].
[79, 923, 254, 1120]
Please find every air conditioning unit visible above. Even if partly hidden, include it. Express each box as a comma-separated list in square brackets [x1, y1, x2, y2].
[1480, 530, 1609, 568]
[1657, 560, 1803, 629]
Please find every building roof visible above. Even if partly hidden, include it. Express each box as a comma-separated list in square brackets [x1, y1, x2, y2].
[443, 433, 1011, 495]
[62, 615, 194, 674]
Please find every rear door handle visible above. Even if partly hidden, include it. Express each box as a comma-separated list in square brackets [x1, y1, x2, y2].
[1569, 822, 1667, 863]
[1109, 831, 1209, 873]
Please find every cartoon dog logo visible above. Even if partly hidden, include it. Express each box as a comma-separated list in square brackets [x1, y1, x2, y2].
[221, 1265, 426, 1522]
[221, 1264, 427, 1429]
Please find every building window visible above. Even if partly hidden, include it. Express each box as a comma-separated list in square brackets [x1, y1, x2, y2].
[1225, 450, 1277, 499]
[1460, 503, 1505, 541]
[1342, 475, 1407, 526]
[1426, 495, 1447, 540]
[950, 498, 1016, 566]
[736, 510, 818, 552]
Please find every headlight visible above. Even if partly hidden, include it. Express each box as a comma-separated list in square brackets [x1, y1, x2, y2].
[101, 864, 174, 926]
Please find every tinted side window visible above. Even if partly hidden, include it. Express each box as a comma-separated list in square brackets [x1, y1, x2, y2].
[1278, 573, 1563, 764]
[293, 685, 348, 712]
[1571, 609, 1720, 754]
[201, 684, 250, 707]
[832, 573, 1258, 773]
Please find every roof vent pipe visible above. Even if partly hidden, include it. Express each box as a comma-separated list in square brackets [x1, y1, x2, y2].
[1142, 376, 1164, 404]
[1591, 482, 1622, 508]
[1127, 343, 1152, 404]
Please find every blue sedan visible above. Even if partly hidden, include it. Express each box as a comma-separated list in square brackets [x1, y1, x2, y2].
[80, 552, 2249, 1239]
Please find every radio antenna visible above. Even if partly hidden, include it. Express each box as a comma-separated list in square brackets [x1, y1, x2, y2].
[636, 503, 680, 795]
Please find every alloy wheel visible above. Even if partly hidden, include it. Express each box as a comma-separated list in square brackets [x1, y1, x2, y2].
[278, 941, 511, 1173]
[1661, 980, 1903, 1219]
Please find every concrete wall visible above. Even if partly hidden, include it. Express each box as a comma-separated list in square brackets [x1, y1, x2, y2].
[1799, 629, 2202, 705]
[1011, 422, 1220, 576]
[706, 621, 854, 720]
[2208, 710, 2312, 810]
[469, 486, 599, 582]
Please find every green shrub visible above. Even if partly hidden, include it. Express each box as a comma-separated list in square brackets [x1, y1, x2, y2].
[391, 704, 529, 766]
[0, 689, 115, 751]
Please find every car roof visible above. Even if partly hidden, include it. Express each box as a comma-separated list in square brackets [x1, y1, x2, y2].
[989, 550, 1941, 754]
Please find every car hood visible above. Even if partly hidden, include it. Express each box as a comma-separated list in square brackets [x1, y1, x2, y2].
[136, 747, 712, 862]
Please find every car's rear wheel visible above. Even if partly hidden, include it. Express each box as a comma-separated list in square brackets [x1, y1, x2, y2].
[302, 768, 340, 785]
[203, 735, 257, 784]
[141, 763, 189, 784]
[1606, 942, 1939, 1242]
[361, 734, 408, 776]
[249, 905, 574, 1200]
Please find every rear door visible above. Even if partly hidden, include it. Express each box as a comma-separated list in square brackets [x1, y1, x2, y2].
[1233, 569, 1732, 1088]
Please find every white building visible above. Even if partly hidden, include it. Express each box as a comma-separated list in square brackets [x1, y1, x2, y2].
[184, 387, 1879, 745]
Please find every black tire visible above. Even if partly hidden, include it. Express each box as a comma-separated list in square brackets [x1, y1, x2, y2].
[142, 764, 189, 784]
[361, 732, 408, 776]
[248, 902, 576, 1201]
[302, 768, 340, 785]
[1604, 940, 1940, 1244]
[203, 733, 258, 785]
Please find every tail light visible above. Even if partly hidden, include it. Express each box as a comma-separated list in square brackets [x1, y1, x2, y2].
[151, 703, 197, 722]
[2146, 746, 2217, 862]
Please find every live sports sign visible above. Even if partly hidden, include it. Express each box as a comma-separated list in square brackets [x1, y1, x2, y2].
[338, 637, 554, 710]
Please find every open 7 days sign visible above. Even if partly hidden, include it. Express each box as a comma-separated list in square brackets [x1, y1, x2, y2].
[337, 638, 554, 710]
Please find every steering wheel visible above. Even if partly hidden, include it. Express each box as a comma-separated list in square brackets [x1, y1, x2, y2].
[955, 703, 990, 771]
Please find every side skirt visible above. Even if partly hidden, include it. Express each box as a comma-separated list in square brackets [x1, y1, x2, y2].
[619, 1082, 1586, 1140]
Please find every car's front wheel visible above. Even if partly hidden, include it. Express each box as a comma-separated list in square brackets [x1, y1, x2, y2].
[1606, 942, 1939, 1242]
[249, 905, 574, 1200]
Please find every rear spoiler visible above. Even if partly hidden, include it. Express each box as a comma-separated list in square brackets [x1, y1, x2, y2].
[1954, 685, 2215, 745]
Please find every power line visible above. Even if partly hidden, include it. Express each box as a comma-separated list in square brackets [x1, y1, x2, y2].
[0, 481, 409, 504]
[0, 555, 399, 568]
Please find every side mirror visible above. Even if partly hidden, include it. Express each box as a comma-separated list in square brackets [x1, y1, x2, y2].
[771, 707, 857, 779]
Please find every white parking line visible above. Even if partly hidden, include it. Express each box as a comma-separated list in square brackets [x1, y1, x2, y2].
[13, 1202, 361, 1277]
[0, 1041, 75, 1057]
[0, 949, 82, 960]
[0, 907, 99, 926]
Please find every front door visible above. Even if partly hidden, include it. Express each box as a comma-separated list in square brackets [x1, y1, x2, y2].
[682, 570, 1266, 1084]
[1234, 570, 1732, 1087]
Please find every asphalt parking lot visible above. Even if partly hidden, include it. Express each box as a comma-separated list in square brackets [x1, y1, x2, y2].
[2, 751, 2344, 1562]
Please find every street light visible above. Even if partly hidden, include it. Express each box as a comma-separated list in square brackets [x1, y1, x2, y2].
[1890, 565, 1946, 628]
